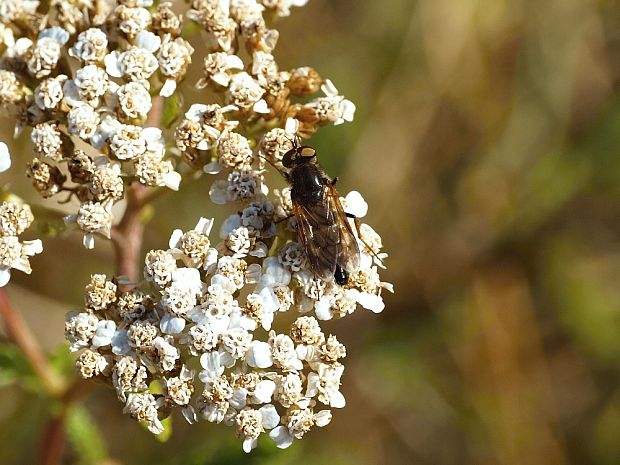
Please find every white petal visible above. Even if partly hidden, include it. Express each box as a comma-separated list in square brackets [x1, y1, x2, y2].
[254, 380, 276, 404]
[246, 341, 273, 368]
[340, 99, 356, 123]
[354, 291, 384, 313]
[209, 180, 229, 205]
[203, 161, 222, 174]
[212, 73, 230, 87]
[199, 351, 222, 373]
[61, 80, 82, 107]
[136, 31, 161, 52]
[185, 104, 207, 121]
[142, 127, 162, 143]
[305, 372, 319, 398]
[359, 252, 373, 270]
[260, 257, 291, 286]
[40, 27, 69, 45]
[171, 267, 202, 293]
[344, 191, 368, 218]
[182, 406, 197, 424]
[111, 329, 130, 355]
[92, 320, 116, 347]
[160, 314, 186, 334]
[0, 268, 11, 287]
[83, 234, 95, 249]
[252, 99, 270, 114]
[104, 52, 123, 78]
[11, 257, 31, 274]
[195, 217, 214, 235]
[314, 410, 332, 427]
[269, 426, 294, 449]
[13, 38, 32, 56]
[168, 229, 183, 248]
[321, 79, 339, 97]
[204, 248, 218, 271]
[230, 387, 248, 410]
[329, 390, 346, 408]
[249, 242, 268, 258]
[259, 404, 280, 429]
[296, 397, 312, 409]
[242, 437, 257, 453]
[164, 171, 182, 191]
[219, 214, 243, 238]
[258, 287, 279, 313]
[160, 79, 176, 97]
[22, 239, 43, 256]
[0, 142, 11, 172]
[226, 54, 244, 69]
[196, 138, 212, 151]
[315, 298, 334, 321]
[260, 310, 274, 331]
[284, 117, 300, 135]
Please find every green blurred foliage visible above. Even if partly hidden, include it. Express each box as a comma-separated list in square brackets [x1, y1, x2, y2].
[3, 0, 620, 463]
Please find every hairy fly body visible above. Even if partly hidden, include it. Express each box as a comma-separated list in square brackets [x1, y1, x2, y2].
[281, 144, 360, 285]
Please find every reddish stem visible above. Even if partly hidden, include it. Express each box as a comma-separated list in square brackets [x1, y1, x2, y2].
[0, 289, 63, 395]
[110, 95, 163, 282]
[111, 182, 147, 282]
[40, 416, 65, 465]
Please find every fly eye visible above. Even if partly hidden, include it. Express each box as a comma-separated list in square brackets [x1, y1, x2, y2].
[282, 148, 297, 168]
[300, 147, 316, 158]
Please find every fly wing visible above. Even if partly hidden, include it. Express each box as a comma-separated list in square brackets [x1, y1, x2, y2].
[324, 183, 360, 275]
[292, 183, 360, 281]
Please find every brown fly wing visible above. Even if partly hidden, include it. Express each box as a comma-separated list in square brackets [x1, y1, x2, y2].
[292, 197, 338, 281]
[324, 183, 360, 274]
[292, 184, 360, 281]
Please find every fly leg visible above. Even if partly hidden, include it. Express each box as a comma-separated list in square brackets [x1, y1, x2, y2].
[275, 214, 294, 224]
[344, 211, 385, 267]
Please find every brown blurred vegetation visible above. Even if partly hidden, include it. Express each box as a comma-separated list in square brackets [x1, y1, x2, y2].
[3, 0, 620, 464]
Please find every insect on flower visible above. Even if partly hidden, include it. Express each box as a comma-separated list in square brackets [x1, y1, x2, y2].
[281, 143, 361, 285]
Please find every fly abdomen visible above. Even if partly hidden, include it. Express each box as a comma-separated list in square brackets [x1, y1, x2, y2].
[334, 265, 349, 285]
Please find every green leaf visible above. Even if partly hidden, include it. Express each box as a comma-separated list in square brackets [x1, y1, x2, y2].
[162, 93, 183, 128]
[48, 343, 75, 379]
[140, 204, 155, 225]
[66, 406, 108, 465]
[148, 379, 164, 394]
[181, 21, 201, 38]
[154, 415, 173, 443]
[0, 342, 35, 387]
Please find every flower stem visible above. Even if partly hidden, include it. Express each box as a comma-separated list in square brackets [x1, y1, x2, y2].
[0, 290, 69, 464]
[111, 95, 164, 282]
[0, 288, 64, 395]
[38, 94, 165, 465]
[111, 182, 147, 282]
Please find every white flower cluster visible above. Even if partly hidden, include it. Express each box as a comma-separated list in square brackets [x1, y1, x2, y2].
[0, 1, 193, 249]
[65, 189, 391, 451]
[177, 0, 356, 201]
[0, 200, 43, 286]
[0, 0, 356, 248]
[0, 0, 393, 452]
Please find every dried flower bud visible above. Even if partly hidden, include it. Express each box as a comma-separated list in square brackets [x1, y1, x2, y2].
[26, 158, 66, 198]
[288, 67, 322, 96]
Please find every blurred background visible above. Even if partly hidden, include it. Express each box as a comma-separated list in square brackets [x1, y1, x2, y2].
[3, 0, 620, 463]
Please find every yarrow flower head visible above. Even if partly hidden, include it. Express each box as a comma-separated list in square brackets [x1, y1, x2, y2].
[0, 200, 42, 287]
[65, 188, 391, 451]
[0, 0, 392, 453]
